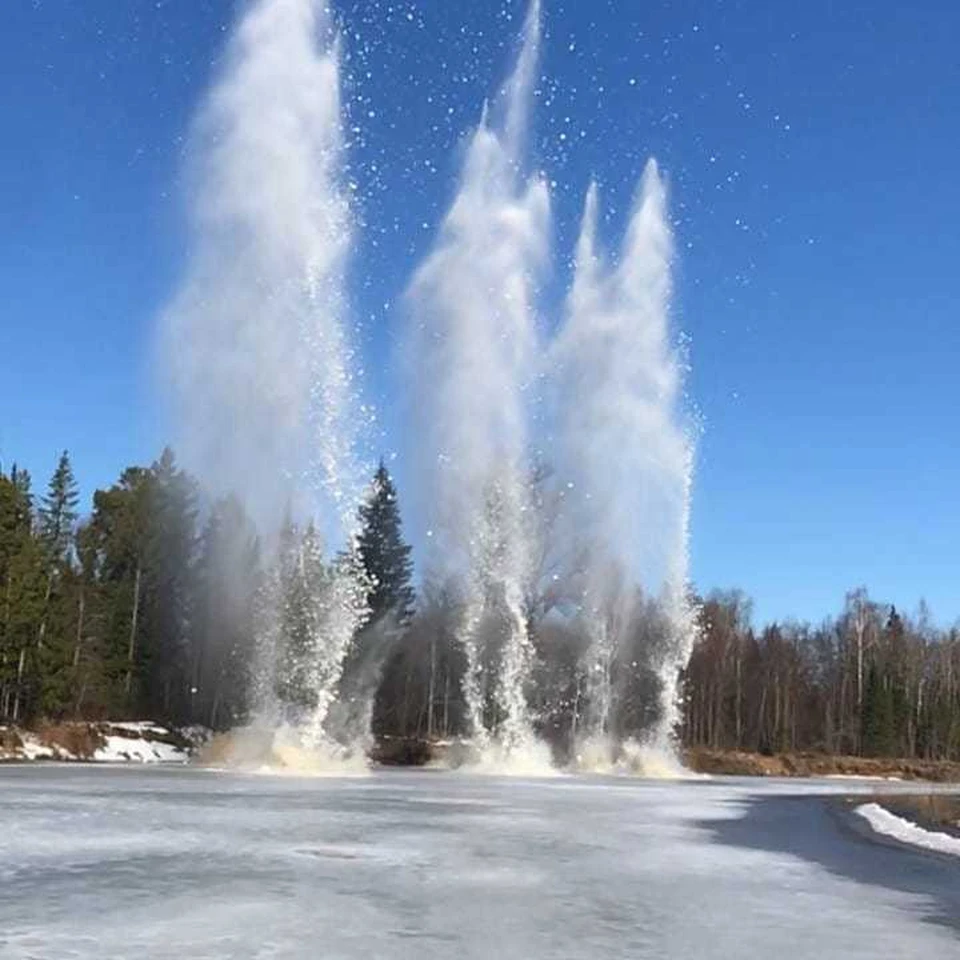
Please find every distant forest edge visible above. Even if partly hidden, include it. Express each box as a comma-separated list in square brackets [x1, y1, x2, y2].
[2, 448, 959, 764]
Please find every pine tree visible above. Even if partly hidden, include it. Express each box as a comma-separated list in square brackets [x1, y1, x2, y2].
[356, 461, 415, 627]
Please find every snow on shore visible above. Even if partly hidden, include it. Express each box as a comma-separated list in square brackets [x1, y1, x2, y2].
[95, 733, 188, 764]
[855, 802, 960, 857]
[0, 722, 194, 764]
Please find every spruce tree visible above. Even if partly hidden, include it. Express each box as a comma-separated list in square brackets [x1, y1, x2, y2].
[39, 451, 79, 562]
[356, 461, 415, 627]
[33, 452, 81, 713]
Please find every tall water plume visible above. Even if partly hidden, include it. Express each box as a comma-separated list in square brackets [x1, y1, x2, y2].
[403, 1, 549, 762]
[552, 165, 696, 768]
[158, 0, 368, 754]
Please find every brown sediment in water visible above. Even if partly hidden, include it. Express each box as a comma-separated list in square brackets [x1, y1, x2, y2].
[148, 731, 960, 782]
[196, 726, 370, 774]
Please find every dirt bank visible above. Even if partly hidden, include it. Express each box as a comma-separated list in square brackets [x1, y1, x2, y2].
[0, 721, 199, 763]
[684, 748, 960, 783]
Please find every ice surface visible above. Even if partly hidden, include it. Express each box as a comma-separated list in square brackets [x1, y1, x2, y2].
[0, 769, 958, 959]
[856, 802, 960, 857]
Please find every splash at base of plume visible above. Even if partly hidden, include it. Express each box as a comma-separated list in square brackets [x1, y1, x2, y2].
[198, 723, 369, 776]
[572, 735, 701, 780]
[431, 736, 559, 777]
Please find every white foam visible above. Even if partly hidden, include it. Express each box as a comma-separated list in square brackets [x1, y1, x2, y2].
[572, 736, 704, 779]
[427, 736, 559, 777]
[462, 739, 560, 778]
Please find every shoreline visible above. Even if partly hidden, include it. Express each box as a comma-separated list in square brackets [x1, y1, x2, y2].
[0, 721, 196, 764]
[5, 724, 960, 783]
[683, 747, 960, 783]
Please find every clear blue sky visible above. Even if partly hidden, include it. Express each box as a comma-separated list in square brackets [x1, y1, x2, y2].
[2, 0, 958, 626]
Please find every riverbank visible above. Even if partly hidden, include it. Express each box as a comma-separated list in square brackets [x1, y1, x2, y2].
[0, 721, 198, 763]
[6, 725, 960, 782]
[685, 747, 960, 782]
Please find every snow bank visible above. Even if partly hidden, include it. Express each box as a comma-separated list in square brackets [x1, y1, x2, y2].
[94, 734, 188, 764]
[106, 721, 170, 736]
[0, 722, 194, 764]
[19, 733, 64, 761]
[855, 802, 960, 857]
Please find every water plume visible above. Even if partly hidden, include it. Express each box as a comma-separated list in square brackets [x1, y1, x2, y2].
[159, 0, 697, 775]
[553, 162, 696, 767]
[403, 1, 548, 762]
[158, 0, 369, 756]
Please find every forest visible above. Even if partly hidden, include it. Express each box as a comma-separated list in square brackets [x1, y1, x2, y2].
[2, 448, 959, 762]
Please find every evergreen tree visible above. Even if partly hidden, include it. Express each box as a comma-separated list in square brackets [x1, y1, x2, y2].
[356, 461, 415, 627]
[88, 466, 154, 714]
[0, 469, 45, 721]
[9, 466, 33, 520]
[861, 663, 896, 757]
[39, 451, 79, 562]
[34, 452, 81, 714]
[140, 448, 197, 722]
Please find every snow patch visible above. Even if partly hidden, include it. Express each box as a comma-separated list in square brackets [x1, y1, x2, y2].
[94, 733, 188, 764]
[19, 735, 58, 761]
[855, 802, 960, 857]
[12, 732, 76, 761]
[107, 721, 170, 736]
[1, 722, 193, 764]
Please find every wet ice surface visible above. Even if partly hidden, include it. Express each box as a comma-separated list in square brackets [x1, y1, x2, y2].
[1, 767, 958, 959]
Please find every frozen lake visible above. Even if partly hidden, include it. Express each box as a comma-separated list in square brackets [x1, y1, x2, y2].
[1, 766, 958, 959]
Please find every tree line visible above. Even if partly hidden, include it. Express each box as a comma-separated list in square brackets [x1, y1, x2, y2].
[684, 589, 960, 760]
[2, 449, 959, 762]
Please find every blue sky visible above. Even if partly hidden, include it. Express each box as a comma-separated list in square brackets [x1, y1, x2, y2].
[2, 0, 958, 626]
